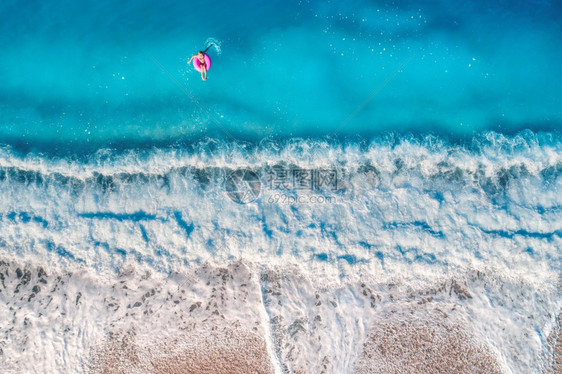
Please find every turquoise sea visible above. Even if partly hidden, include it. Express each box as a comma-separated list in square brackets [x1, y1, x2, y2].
[0, 1, 561, 373]
[1, 0, 561, 152]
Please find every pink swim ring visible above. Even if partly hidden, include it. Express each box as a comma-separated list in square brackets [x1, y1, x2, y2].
[193, 54, 211, 72]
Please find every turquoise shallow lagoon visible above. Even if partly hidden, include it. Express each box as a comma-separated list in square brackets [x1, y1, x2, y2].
[1, 0, 560, 152]
[0, 1, 561, 373]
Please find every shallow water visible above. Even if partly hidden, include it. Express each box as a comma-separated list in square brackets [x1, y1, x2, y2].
[0, 0, 561, 373]
[1, 0, 561, 152]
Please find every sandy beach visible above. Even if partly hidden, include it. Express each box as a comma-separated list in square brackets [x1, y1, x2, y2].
[1, 258, 559, 373]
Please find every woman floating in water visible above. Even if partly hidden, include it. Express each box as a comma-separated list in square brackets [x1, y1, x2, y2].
[188, 44, 213, 81]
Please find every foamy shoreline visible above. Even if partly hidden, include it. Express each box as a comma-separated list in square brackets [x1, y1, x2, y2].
[0, 257, 558, 373]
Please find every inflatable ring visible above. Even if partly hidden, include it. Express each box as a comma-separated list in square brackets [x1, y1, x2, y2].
[193, 54, 211, 72]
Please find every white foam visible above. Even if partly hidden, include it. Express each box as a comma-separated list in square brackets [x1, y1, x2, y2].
[205, 38, 223, 56]
[0, 132, 560, 372]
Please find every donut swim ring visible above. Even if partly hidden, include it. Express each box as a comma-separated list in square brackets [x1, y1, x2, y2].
[193, 54, 211, 72]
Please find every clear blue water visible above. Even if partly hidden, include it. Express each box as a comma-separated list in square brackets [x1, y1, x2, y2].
[0, 1, 561, 371]
[1, 0, 561, 153]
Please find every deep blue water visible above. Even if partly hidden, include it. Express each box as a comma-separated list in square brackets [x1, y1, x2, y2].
[0, 0, 561, 154]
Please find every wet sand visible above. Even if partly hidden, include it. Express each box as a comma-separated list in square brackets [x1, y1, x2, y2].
[548, 314, 561, 374]
[88, 329, 275, 374]
[356, 317, 501, 374]
[2, 258, 556, 373]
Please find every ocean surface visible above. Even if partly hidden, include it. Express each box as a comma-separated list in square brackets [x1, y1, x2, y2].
[0, 0, 561, 373]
